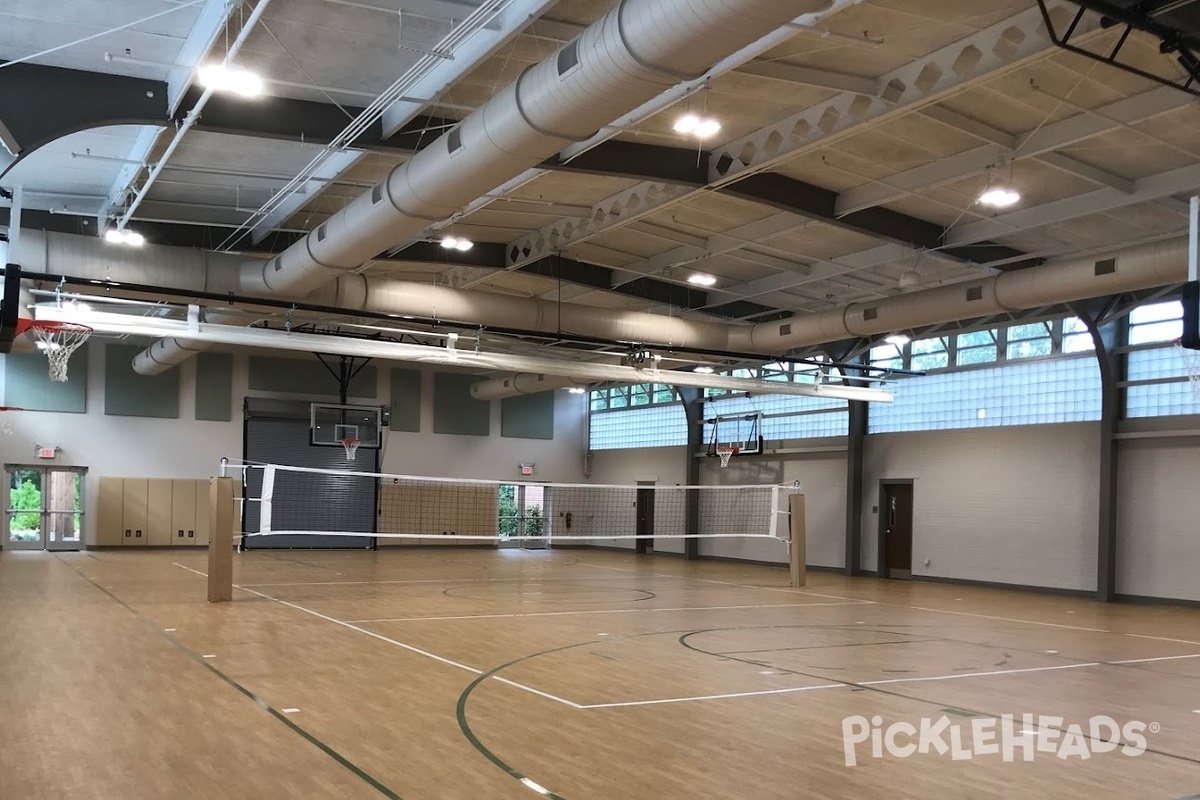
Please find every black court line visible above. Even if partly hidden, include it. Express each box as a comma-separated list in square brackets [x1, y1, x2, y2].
[52, 555, 402, 799]
[679, 624, 1200, 769]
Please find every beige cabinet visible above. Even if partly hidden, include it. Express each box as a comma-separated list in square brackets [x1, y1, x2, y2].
[90, 477, 213, 547]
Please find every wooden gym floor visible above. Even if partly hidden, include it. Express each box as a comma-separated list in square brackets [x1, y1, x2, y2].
[3, 548, 1200, 799]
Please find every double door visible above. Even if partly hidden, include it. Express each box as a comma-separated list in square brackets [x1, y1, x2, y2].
[5, 467, 85, 551]
[499, 484, 547, 549]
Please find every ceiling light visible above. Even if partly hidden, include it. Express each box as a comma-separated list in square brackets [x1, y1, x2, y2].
[104, 228, 144, 246]
[440, 235, 474, 251]
[693, 365, 715, 374]
[978, 187, 1021, 208]
[198, 63, 264, 98]
[687, 273, 717, 287]
[673, 114, 701, 134]
[693, 118, 722, 138]
[898, 269, 921, 289]
[567, 387, 586, 394]
[884, 334, 910, 347]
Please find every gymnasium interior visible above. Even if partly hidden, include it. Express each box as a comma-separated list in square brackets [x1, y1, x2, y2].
[3, 0, 1200, 796]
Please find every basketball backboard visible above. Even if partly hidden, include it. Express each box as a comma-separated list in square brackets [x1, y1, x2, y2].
[706, 413, 764, 459]
[310, 403, 385, 449]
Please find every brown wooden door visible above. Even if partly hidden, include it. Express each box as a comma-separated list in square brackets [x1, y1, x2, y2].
[635, 488, 654, 554]
[883, 483, 913, 578]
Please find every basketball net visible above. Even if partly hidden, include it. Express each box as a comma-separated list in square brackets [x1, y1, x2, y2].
[21, 320, 93, 383]
[715, 445, 739, 467]
[340, 437, 362, 461]
[1177, 339, 1200, 401]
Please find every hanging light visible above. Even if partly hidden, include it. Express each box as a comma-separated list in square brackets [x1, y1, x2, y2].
[440, 235, 474, 251]
[978, 187, 1021, 208]
[884, 334, 910, 347]
[198, 63, 264, 98]
[687, 273, 717, 286]
[673, 113, 721, 139]
[104, 228, 144, 246]
[693, 365, 715, 374]
[567, 387, 586, 394]
[673, 114, 701, 134]
[693, 118, 722, 138]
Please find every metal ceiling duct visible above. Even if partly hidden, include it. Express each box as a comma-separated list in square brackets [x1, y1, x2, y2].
[470, 373, 584, 401]
[239, 0, 833, 298]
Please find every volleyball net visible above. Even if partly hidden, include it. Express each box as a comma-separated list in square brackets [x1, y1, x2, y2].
[233, 463, 795, 547]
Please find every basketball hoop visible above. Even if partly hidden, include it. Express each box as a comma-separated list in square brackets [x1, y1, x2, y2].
[0, 407, 22, 436]
[715, 444, 739, 468]
[17, 320, 93, 382]
[1176, 338, 1200, 402]
[340, 437, 362, 461]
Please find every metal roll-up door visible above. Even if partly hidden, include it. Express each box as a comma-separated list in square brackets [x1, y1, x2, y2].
[243, 399, 377, 549]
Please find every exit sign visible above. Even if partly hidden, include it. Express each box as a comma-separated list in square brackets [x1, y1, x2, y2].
[36, 446, 57, 459]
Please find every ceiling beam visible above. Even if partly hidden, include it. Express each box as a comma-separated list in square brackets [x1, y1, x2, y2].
[835, 87, 1186, 214]
[506, 2, 1100, 274]
[734, 62, 878, 95]
[945, 163, 1200, 246]
[380, 0, 561, 137]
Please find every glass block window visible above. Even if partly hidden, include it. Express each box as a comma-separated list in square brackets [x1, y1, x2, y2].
[869, 356, 1101, 433]
[590, 403, 687, 449]
[956, 330, 998, 366]
[1128, 301, 1183, 345]
[705, 393, 848, 442]
[1006, 322, 1053, 360]
[1124, 343, 1200, 418]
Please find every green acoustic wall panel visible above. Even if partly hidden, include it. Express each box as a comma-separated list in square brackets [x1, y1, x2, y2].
[433, 372, 490, 436]
[248, 356, 377, 398]
[104, 344, 179, 418]
[389, 368, 421, 432]
[501, 392, 555, 440]
[195, 352, 234, 422]
[2, 344, 88, 413]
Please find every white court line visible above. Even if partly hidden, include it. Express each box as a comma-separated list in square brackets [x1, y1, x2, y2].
[580, 683, 848, 709]
[346, 601, 861, 624]
[239, 575, 625, 588]
[859, 661, 1102, 687]
[172, 563, 584, 709]
[576, 561, 875, 604]
[1109, 653, 1200, 665]
[1123, 633, 1200, 646]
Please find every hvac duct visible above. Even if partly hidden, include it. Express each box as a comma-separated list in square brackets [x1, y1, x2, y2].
[130, 308, 242, 375]
[240, 0, 833, 298]
[730, 239, 1192, 352]
[470, 373, 581, 401]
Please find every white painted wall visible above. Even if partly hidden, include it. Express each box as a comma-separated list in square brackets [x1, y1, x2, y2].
[1116, 437, 1200, 602]
[861, 424, 1100, 592]
[0, 347, 588, 547]
[584, 447, 687, 553]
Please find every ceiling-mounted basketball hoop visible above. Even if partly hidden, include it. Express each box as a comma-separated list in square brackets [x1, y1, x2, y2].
[16, 319, 92, 382]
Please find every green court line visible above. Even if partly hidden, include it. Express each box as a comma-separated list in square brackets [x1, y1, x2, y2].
[53, 555, 402, 800]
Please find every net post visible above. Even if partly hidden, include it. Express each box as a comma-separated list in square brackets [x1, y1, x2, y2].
[207, 476, 235, 603]
[788, 490, 806, 588]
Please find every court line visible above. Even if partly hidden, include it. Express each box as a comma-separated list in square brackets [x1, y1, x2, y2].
[579, 683, 847, 709]
[579, 561, 1124, 632]
[858, 661, 1102, 687]
[172, 563, 584, 710]
[575, 561, 875, 603]
[239, 576, 625, 588]
[1110, 653, 1200, 665]
[1124, 633, 1200, 646]
[346, 601, 861, 624]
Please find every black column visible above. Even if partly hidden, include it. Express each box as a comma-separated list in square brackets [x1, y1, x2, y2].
[1079, 304, 1126, 602]
[845, 399, 867, 576]
[678, 387, 705, 560]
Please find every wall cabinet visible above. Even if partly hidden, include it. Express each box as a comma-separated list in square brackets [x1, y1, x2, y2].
[94, 477, 214, 547]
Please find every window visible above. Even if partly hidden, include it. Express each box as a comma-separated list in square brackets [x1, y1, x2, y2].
[910, 337, 949, 371]
[1006, 322, 1052, 360]
[1062, 317, 1095, 354]
[956, 330, 998, 366]
[590, 404, 687, 449]
[1128, 301, 1183, 345]
[705, 393, 848, 441]
[870, 344, 905, 371]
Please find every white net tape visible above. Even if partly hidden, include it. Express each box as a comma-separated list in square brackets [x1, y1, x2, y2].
[240, 463, 793, 544]
[32, 325, 91, 383]
[1180, 341, 1200, 401]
